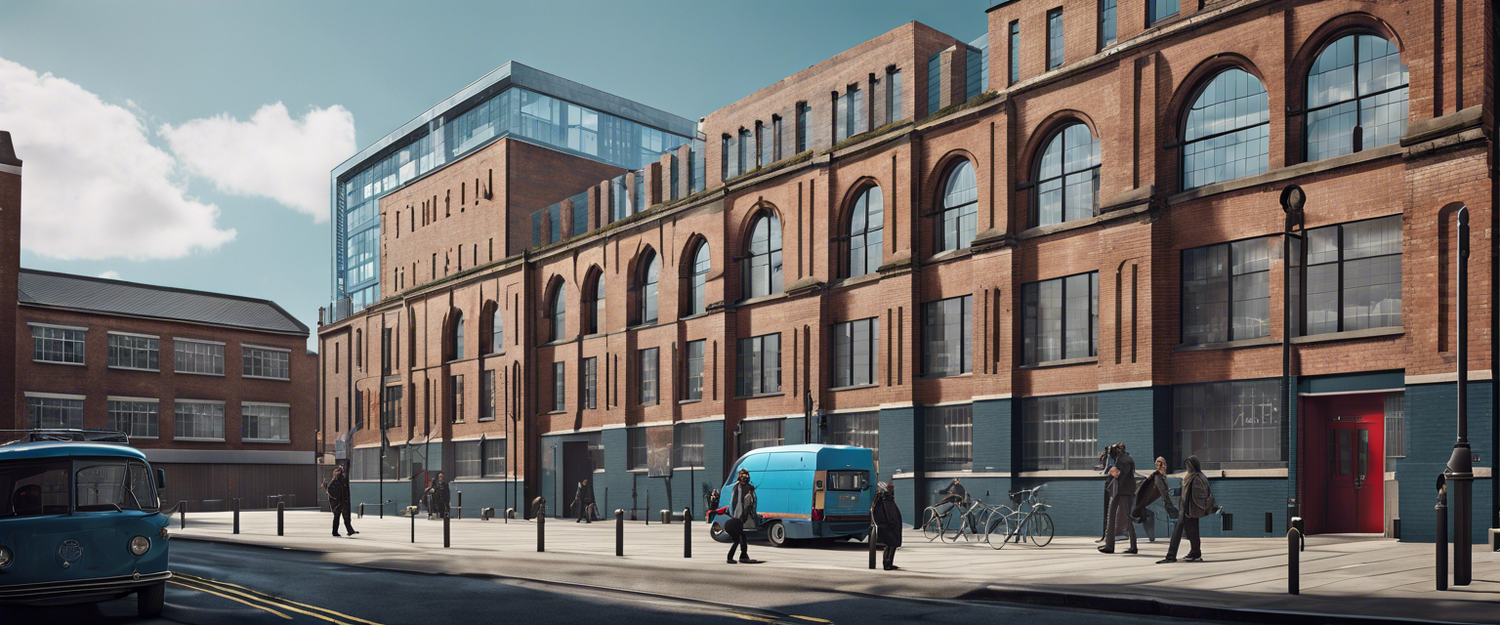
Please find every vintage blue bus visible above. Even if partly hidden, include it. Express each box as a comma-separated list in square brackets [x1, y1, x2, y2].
[709, 444, 875, 547]
[0, 430, 171, 616]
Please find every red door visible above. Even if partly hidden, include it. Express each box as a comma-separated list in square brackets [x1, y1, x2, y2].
[1323, 420, 1383, 533]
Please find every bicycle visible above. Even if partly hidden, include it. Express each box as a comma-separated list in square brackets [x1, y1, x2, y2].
[921, 494, 984, 542]
[987, 484, 1054, 549]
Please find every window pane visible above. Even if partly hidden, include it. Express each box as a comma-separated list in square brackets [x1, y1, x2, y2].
[1183, 69, 1270, 188]
[924, 405, 972, 472]
[825, 411, 880, 463]
[1173, 379, 1283, 469]
[1022, 394, 1099, 470]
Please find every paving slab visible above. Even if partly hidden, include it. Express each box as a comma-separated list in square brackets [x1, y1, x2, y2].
[170, 510, 1499, 624]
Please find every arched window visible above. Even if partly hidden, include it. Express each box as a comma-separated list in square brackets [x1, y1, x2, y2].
[1033, 123, 1100, 227]
[846, 186, 884, 277]
[450, 311, 465, 361]
[585, 270, 605, 335]
[743, 211, 782, 298]
[936, 160, 978, 252]
[490, 305, 504, 354]
[547, 281, 567, 343]
[1182, 68, 1269, 189]
[638, 250, 659, 325]
[686, 241, 710, 316]
[1306, 34, 1408, 162]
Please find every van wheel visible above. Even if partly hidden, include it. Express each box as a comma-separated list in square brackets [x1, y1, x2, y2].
[138, 581, 165, 617]
[766, 521, 790, 548]
[710, 522, 732, 543]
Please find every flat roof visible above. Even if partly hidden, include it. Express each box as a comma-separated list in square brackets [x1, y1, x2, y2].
[332, 61, 697, 181]
[18, 269, 308, 335]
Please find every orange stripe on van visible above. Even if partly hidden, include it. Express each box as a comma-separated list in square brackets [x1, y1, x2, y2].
[758, 512, 812, 520]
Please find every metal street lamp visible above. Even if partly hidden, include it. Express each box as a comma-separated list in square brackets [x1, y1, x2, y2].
[1280, 184, 1306, 531]
[1445, 203, 1473, 587]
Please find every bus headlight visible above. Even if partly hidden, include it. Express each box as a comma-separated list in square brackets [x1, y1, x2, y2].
[0, 546, 12, 568]
[129, 536, 151, 557]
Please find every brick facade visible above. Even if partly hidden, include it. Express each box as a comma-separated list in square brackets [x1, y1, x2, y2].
[322, 1, 1496, 541]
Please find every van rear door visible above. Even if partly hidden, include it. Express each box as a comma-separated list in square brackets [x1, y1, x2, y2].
[824, 469, 870, 517]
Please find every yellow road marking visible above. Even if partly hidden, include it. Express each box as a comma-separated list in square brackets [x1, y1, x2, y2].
[789, 617, 833, 624]
[168, 579, 291, 619]
[177, 573, 383, 625]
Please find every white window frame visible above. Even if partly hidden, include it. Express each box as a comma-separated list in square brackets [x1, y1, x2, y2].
[241, 401, 291, 444]
[174, 337, 226, 377]
[30, 322, 87, 366]
[24, 392, 86, 430]
[107, 396, 161, 439]
[107, 331, 161, 372]
[174, 399, 227, 442]
[242, 343, 292, 381]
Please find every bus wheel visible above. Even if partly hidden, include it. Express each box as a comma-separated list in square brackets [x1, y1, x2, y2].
[766, 521, 790, 548]
[138, 581, 165, 617]
[710, 521, 732, 543]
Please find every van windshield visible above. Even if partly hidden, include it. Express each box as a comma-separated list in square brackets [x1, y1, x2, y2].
[76, 460, 159, 512]
[827, 470, 869, 491]
[0, 461, 71, 518]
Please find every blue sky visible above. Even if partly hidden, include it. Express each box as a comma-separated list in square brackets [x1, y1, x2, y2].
[0, 0, 990, 346]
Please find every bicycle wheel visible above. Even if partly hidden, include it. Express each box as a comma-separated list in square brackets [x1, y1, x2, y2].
[940, 509, 962, 542]
[922, 509, 944, 541]
[1029, 512, 1055, 547]
[986, 509, 1016, 549]
[982, 508, 1008, 549]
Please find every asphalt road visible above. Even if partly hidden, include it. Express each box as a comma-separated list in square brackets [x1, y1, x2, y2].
[1, 540, 1234, 624]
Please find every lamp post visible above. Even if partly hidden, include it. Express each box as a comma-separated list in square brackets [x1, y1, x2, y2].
[1446, 204, 1473, 587]
[1280, 185, 1306, 529]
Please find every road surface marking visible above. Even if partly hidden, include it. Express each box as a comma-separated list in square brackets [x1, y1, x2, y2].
[176, 573, 382, 625]
[789, 617, 833, 624]
[168, 579, 291, 619]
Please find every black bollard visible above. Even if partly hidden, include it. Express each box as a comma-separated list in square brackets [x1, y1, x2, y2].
[1287, 527, 1300, 595]
[1437, 478, 1449, 591]
[277, 501, 285, 536]
[683, 508, 692, 558]
[506, 507, 515, 522]
[645, 491, 650, 526]
[180, 500, 187, 530]
[616, 509, 625, 557]
[444, 515, 450, 548]
[869, 524, 878, 570]
[537, 505, 546, 553]
[661, 509, 669, 524]
[412, 505, 416, 544]
[457, 491, 463, 520]
[233, 498, 240, 535]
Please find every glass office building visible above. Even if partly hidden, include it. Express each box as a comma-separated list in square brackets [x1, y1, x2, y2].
[330, 62, 697, 319]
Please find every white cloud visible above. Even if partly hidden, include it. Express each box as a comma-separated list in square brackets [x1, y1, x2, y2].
[159, 102, 355, 222]
[97, 270, 121, 280]
[0, 57, 237, 261]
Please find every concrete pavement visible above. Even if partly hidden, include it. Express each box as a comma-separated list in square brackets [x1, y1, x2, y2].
[172, 510, 1500, 624]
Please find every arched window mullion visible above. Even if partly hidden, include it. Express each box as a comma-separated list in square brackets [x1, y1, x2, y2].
[1305, 33, 1408, 162]
[847, 186, 884, 278]
[1181, 68, 1270, 190]
[936, 161, 978, 253]
[743, 211, 782, 299]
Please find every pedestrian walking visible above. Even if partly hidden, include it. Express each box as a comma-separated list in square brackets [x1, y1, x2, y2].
[1131, 456, 1178, 542]
[432, 472, 451, 520]
[870, 481, 902, 571]
[1157, 455, 1215, 564]
[325, 465, 358, 537]
[711, 468, 759, 564]
[575, 478, 595, 523]
[1098, 442, 1137, 554]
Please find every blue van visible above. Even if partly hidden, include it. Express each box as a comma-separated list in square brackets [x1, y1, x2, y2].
[0, 430, 171, 616]
[709, 444, 874, 547]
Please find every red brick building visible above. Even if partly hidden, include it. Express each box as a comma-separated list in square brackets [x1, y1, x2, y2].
[0, 140, 319, 509]
[321, 1, 1495, 542]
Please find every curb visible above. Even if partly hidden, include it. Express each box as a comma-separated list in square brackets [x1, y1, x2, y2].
[172, 535, 1484, 625]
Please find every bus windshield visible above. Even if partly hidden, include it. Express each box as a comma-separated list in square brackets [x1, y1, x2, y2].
[76, 460, 159, 512]
[0, 461, 71, 518]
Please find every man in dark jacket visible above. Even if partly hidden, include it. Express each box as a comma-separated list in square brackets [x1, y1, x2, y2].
[325, 465, 357, 537]
[870, 482, 903, 571]
[1132, 456, 1178, 542]
[1159, 455, 1214, 564]
[575, 478, 596, 523]
[432, 472, 451, 519]
[1099, 443, 1137, 554]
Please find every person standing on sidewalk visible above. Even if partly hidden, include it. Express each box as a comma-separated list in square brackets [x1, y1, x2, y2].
[432, 472, 451, 519]
[870, 481, 902, 571]
[326, 465, 358, 537]
[713, 469, 758, 564]
[1158, 455, 1215, 564]
[575, 478, 596, 523]
[1098, 443, 1137, 554]
[1131, 456, 1178, 543]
